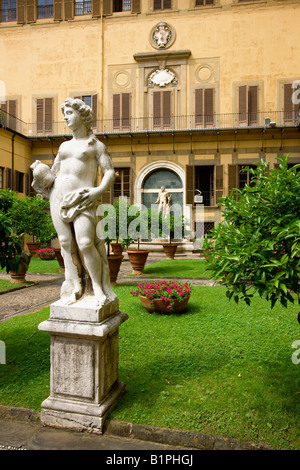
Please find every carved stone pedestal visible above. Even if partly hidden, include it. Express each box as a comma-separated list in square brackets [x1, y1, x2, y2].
[38, 296, 128, 434]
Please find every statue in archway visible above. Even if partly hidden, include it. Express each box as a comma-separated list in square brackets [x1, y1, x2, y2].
[155, 186, 172, 217]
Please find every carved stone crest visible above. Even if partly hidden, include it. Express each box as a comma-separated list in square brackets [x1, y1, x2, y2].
[148, 68, 177, 88]
[150, 22, 176, 50]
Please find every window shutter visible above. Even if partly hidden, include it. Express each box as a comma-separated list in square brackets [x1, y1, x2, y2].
[113, 94, 120, 129]
[92, 0, 101, 16]
[64, 0, 74, 19]
[228, 165, 238, 196]
[5, 168, 12, 189]
[214, 165, 223, 205]
[54, 0, 63, 20]
[36, 99, 44, 134]
[27, 0, 36, 23]
[8, 100, 17, 131]
[195, 89, 203, 127]
[163, 0, 171, 8]
[122, 93, 130, 129]
[44, 98, 53, 133]
[238, 85, 247, 125]
[186, 165, 195, 206]
[248, 86, 258, 124]
[102, 188, 112, 204]
[92, 94, 98, 128]
[131, 0, 140, 13]
[17, 0, 26, 23]
[102, 0, 112, 15]
[153, 91, 161, 128]
[204, 88, 214, 126]
[154, 0, 161, 9]
[163, 91, 171, 128]
[284, 83, 294, 123]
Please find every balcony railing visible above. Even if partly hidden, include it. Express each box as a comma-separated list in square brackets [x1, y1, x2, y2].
[1, 110, 299, 137]
[28, 110, 300, 136]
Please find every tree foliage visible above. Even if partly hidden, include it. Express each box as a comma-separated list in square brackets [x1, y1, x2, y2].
[203, 156, 300, 309]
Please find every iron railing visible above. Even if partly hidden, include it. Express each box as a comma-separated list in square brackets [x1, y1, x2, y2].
[28, 110, 300, 136]
[1, 110, 299, 137]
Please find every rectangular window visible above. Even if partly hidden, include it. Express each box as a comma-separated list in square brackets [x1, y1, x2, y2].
[74, 94, 98, 128]
[195, 166, 214, 206]
[283, 83, 299, 125]
[15, 170, 24, 193]
[36, 97, 53, 134]
[0, 100, 17, 131]
[113, 168, 130, 199]
[37, 0, 53, 18]
[195, 88, 214, 128]
[74, 0, 92, 15]
[238, 85, 258, 126]
[153, 90, 171, 129]
[0, 167, 3, 189]
[153, 0, 171, 10]
[1, 0, 17, 21]
[113, 0, 131, 11]
[113, 93, 130, 130]
[239, 165, 256, 189]
[195, 0, 214, 5]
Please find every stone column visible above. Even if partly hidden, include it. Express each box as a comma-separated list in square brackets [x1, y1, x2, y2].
[38, 296, 128, 434]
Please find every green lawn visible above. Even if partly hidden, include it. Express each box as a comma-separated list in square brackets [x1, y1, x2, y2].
[132, 258, 210, 278]
[0, 279, 32, 292]
[0, 285, 299, 449]
[27, 256, 61, 274]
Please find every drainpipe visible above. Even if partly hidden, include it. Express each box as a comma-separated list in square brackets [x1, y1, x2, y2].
[100, 0, 104, 125]
[11, 132, 16, 190]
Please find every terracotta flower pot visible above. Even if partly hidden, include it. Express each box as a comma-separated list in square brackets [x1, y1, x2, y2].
[162, 243, 179, 259]
[9, 255, 31, 283]
[111, 242, 123, 256]
[26, 242, 40, 255]
[127, 250, 149, 275]
[39, 253, 56, 260]
[139, 294, 190, 314]
[107, 254, 124, 285]
[54, 248, 65, 270]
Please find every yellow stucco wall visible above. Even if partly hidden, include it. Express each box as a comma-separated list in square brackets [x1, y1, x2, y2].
[0, 0, 299, 124]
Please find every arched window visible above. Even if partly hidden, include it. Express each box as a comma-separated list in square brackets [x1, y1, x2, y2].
[141, 168, 183, 209]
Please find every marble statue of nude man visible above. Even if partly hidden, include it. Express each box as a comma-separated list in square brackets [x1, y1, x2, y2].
[155, 186, 171, 217]
[31, 98, 117, 307]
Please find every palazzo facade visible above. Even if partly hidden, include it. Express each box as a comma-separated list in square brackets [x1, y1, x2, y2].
[0, 0, 300, 241]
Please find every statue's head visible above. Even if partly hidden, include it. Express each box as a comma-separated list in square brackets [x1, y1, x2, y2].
[61, 98, 94, 132]
[161, 186, 165, 191]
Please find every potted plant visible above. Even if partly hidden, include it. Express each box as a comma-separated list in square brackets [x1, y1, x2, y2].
[0, 190, 31, 283]
[127, 237, 150, 275]
[105, 236, 123, 285]
[159, 213, 187, 259]
[9, 251, 31, 283]
[130, 281, 191, 314]
[35, 247, 56, 260]
[8, 195, 57, 255]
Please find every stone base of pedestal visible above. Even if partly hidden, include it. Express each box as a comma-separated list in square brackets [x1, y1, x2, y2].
[40, 381, 126, 434]
[38, 297, 128, 434]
